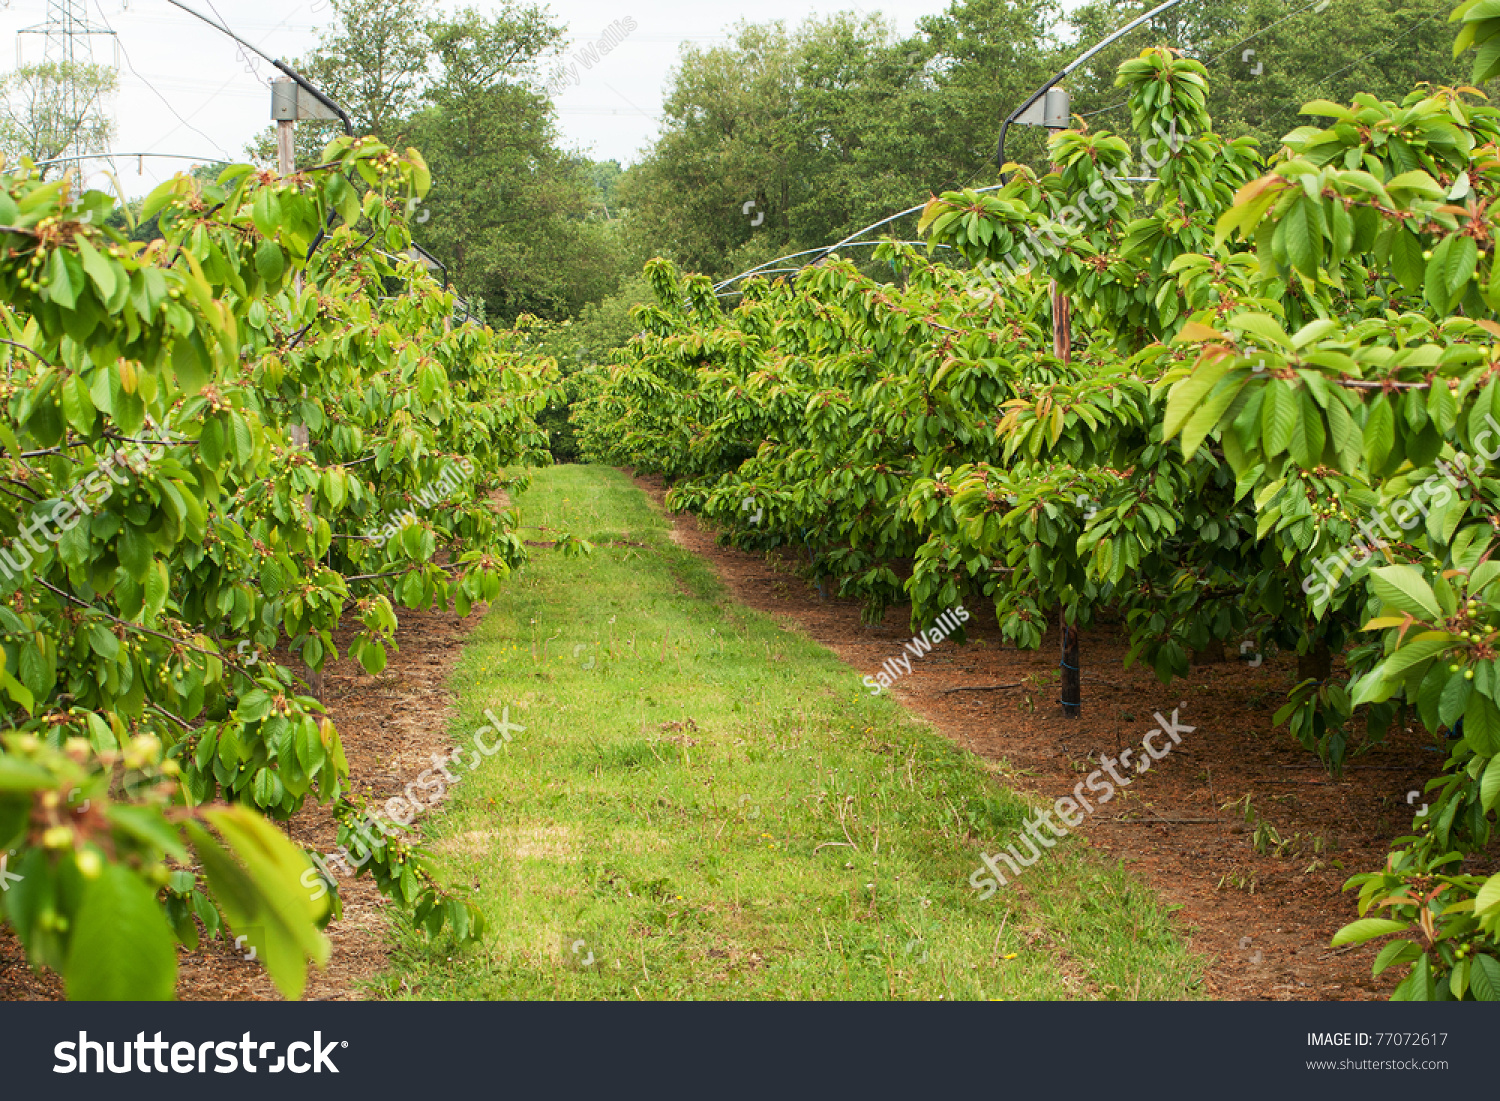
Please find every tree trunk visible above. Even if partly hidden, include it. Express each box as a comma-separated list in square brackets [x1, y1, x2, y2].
[1298, 642, 1333, 683]
[1060, 609, 1080, 718]
[1051, 281, 1072, 364]
[1192, 638, 1226, 665]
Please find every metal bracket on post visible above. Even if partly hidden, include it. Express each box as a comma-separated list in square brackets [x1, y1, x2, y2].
[1013, 87, 1072, 131]
[996, 0, 1191, 176]
[271, 79, 344, 122]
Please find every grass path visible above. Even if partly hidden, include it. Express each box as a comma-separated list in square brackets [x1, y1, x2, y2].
[387, 465, 1204, 999]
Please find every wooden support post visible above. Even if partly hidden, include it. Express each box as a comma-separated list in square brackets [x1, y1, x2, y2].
[276, 117, 296, 177]
[275, 90, 323, 700]
[276, 108, 303, 296]
[1051, 279, 1072, 363]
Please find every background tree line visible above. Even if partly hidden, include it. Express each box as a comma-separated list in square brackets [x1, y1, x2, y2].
[219, 0, 1467, 335]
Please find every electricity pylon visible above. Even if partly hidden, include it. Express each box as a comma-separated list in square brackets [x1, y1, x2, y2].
[15, 0, 121, 163]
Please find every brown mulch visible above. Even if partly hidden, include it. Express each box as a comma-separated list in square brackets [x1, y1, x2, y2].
[0, 601, 487, 1001]
[629, 470, 1472, 1001]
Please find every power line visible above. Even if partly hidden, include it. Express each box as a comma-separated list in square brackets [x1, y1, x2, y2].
[120, 74, 264, 100]
[714, 242, 954, 297]
[141, 0, 329, 155]
[102, 11, 321, 32]
[205, 0, 271, 88]
[1089, 6, 1444, 134]
[555, 34, 731, 44]
[90, 0, 233, 159]
[959, 0, 1203, 195]
[14, 0, 120, 162]
[711, 4, 1334, 301]
[555, 106, 656, 117]
[753, 3, 1448, 302]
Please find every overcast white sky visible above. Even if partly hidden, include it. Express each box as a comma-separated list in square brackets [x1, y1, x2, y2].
[0, 0, 1088, 196]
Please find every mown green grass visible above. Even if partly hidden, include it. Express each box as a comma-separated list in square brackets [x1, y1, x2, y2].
[381, 464, 1204, 999]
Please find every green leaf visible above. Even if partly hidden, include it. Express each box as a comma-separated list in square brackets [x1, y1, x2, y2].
[1471, 954, 1500, 1001]
[1477, 873, 1500, 917]
[1365, 637, 1451, 696]
[1233, 313, 1294, 351]
[1179, 377, 1243, 459]
[104, 804, 189, 862]
[251, 766, 285, 807]
[85, 622, 118, 661]
[1370, 565, 1441, 620]
[1390, 229, 1426, 293]
[1287, 390, 1326, 468]
[0, 796, 26, 851]
[1373, 938, 1422, 976]
[0, 661, 35, 713]
[19, 641, 51, 700]
[1482, 753, 1500, 812]
[117, 525, 151, 582]
[61, 375, 95, 437]
[64, 863, 177, 1000]
[0, 755, 56, 791]
[1331, 917, 1409, 947]
[255, 240, 286, 286]
[1464, 693, 1500, 756]
[171, 332, 211, 396]
[1470, 560, 1500, 595]
[357, 640, 387, 675]
[1283, 198, 1319, 277]
[200, 416, 225, 470]
[75, 236, 117, 299]
[45, 250, 76, 309]
[1440, 669, 1472, 726]
[1446, 235, 1479, 297]
[189, 807, 331, 1001]
[144, 559, 170, 621]
[1363, 397, 1395, 470]
[1164, 355, 1232, 443]
[252, 187, 283, 239]
[1385, 170, 1443, 198]
[1261, 383, 1295, 456]
[139, 178, 180, 221]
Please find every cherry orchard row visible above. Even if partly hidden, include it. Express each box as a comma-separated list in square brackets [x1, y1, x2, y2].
[575, 28, 1500, 1000]
[0, 135, 567, 998]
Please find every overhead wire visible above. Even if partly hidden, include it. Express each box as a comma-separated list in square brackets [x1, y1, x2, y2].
[31, 150, 230, 169]
[728, 2, 1198, 289]
[1200, 0, 1336, 67]
[97, 9, 320, 32]
[119, 74, 265, 101]
[206, 0, 272, 89]
[714, 242, 953, 296]
[133, 0, 315, 153]
[710, 0, 1437, 300]
[91, 0, 233, 160]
